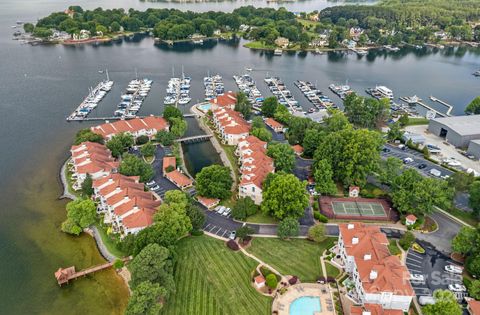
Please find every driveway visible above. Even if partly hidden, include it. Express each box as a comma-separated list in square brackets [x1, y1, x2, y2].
[414, 211, 462, 254]
[294, 156, 313, 181]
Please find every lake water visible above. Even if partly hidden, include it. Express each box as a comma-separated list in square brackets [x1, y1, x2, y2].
[1, 0, 480, 314]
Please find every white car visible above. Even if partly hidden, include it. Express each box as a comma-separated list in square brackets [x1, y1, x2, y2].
[222, 208, 231, 216]
[445, 265, 463, 274]
[403, 157, 414, 164]
[217, 206, 226, 215]
[150, 185, 160, 191]
[213, 206, 222, 212]
[448, 284, 467, 292]
[410, 274, 425, 282]
[146, 180, 156, 187]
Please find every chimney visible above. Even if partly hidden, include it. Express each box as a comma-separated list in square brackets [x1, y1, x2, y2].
[347, 223, 354, 230]
[352, 237, 359, 245]
[369, 270, 378, 280]
[364, 254, 371, 261]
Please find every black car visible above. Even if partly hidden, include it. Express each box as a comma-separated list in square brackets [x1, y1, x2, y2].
[382, 147, 391, 153]
[418, 163, 427, 169]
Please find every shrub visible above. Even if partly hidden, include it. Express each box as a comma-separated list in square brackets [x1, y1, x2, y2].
[308, 224, 327, 243]
[399, 231, 415, 250]
[314, 212, 329, 223]
[266, 273, 278, 289]
[260, 266, 273, 277]
[288, 276, 298, 285]
[226, 239, 239, 251]
[190, 229, 204, 236]
[113, 259, 124, 269]
[313, 202, 319, 211]
[136, 135, 149, 145]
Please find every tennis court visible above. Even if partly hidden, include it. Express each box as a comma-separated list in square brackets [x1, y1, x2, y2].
[331, 201, 387, 217]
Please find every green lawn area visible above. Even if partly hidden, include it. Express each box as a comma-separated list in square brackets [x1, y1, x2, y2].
[445, 207, 479, 227]
[245, 212, 279, 224]
[244, 41, 276, 50]
[161, 236, 272, 315]
[404, 117, 429, 126]
[388, 239, 402, 256]
[246, 237, 336, 282]
[94, 223, 126, 258]
[325, 262, 341, 279]
[360, 183, 387, 198]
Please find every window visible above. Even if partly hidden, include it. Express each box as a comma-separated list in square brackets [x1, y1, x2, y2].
[252, 187, 255, 192]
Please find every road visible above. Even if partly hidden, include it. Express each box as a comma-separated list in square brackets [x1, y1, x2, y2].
[414, 211, 462, 254]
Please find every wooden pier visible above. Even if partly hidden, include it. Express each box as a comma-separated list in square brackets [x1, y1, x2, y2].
[399, 96, 450, 118]
[67, 114, 195, 122]
[55, 257, 131, 286]
[429, 96, 454, 116]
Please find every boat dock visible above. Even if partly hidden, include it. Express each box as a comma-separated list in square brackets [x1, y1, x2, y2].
[429, 96, 453, 116]
[399, 96, 450, 117]
[55, 257, 131, 286]
[67, 75, 113, 121]
[294, 80, 335, 111]
[67, 113, 194, 122]
[265, 76, 302, 113]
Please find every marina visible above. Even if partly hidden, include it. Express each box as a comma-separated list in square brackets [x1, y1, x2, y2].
[66, 72, 113, 121]
[233, 73, 264, 108]
[294, 80, 335, 112]
[264, 76, 302, 113]
[399, 95, 450, 117]
[114, 78, 152, 118]
[329, 82, 353, 100]
[164, 68, 192, 107]
[204, 73, 224, 101]
[365, 85, 394, 100]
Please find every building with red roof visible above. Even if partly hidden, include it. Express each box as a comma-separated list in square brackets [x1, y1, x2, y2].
[338, 223, 414, 312]
[212, 108, 250, 145]
[254, 275, 266, 288]
[405, 214, 417, 226]
[209, 91, 237, 110]
[351, 304, 403, 315]
[468, 299, 480, 315]
[196, 196, 220, 209]
[292, 144, 304, 156]
[265, 118, 284, 133]
[161, 156, 193, 189]
[90, 116, 169, 140]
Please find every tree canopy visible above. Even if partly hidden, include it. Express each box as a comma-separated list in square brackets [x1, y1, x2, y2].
[195, 165, 233, 199]
[61, 198, 97, 235]
[126, 281, 166, 315]
[74, 128, 104, 145]
[261, 97, 279, 117]
[107, 132, 134, 158]
[466, 96, 480, 115]
[119, 153, 154, 182]
[343, 93, 390, 129]
[277, 217, 300, 239]
[423, 289, 462, 315]
[266, 142, 296, 173]
[234, 91, 252, 120]
[231, 197, 258, 220]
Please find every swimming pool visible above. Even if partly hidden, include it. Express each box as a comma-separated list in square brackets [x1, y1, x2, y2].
[289, 296, 321, 315]
[197, 103, 211, 112]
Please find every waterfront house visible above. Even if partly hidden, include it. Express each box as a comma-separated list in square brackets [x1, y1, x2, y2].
[212, 107, 250, 145]
[264, 118, 284, 133]
[338, 223, 414, 312]
[91, 116, 169, 140]
[310, 38, 328, 47]
[209, 92, 237, 111]
[236, 136, 274, 205]
[274, 37, 289, 48]
[350, 27, 364, 41]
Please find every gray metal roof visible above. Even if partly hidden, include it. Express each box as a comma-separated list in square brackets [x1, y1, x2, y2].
[431, 115, 480, 136]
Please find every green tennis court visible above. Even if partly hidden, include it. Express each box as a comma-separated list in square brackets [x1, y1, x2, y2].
[331, 201, 387, 217]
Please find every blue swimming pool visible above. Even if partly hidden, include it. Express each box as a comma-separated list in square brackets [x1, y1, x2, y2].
[198, 103, 211, 112]
[289, 296, 321, 315]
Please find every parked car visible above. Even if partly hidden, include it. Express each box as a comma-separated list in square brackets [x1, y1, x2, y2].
[429, 168, 441, 177]
[410, 274, 425, 282]
[403, 157, 414, 164]
[146, 180, 156, 187]
[418, 163, 427, 169]
[214, 206, 222, 212]
[229, 231, 236, 240]
[448, 284, 467, 292]
[445, 265, 463, 274]
[217, 206, 226, 215]
[222, 208, 231, 216]
[382, 147, 391, 153]
[398, 144, 406, 150]
[150, 185, 160, 191]
[419, 296, 436, 306]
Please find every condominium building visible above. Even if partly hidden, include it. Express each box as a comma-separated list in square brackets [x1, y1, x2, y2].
[212, 108, 250, 146]
[91, 116, 169, 140]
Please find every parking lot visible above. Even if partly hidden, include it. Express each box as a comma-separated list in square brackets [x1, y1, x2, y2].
[405, 241, 466, 301]
[382, 143, 453, 178]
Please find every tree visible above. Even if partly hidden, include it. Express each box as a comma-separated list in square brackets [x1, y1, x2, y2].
[23, 23, 34, 33]
[232, 197, 258, 220]
[378, 157, 403, 184]
[74, 128, 103, 145]
[195, 165, 233, 199]
[274, 105, 291, 125]
[141, 142, 156, 157]
[323, 109, 351, 133]
[262, 174, 309, 220]
[136, 135, 149, 145]
[452, 226, 477, 255]
[467, 255, 480, 277]
[164, 190, 189, 208]
[308, 224, 327, 243]
[236, 225, 254, 242]
[399, 231, 415, 250]
[61, 198, 96, 235]
[110, 21, 121, 32]
[119, 153, 154, 182]
[186, 204, 205, 231]
[343, 93, 389, 129]
[469, 181, 480, 215]
[469, 280, 480, 300]
[129, 243, 175, 292]
[33, 27, 53, 38]
[286, 116, 314, 145]
[251, 127, 272, 142]
[155, 130, 175, 146]
[423, 289, 462, 315]
[152, 203, 192, 245]
[302, 129, 323, 158]
[81, 174, 94, 197]
[252, 116, 264, 129]
[163, 105, 183, 123]
[313, 159, 337, 195]
[448, 172, 475, 192]
[170, 117, 187, 138]
[277, 217, 300, 239]
[234, 91, 252, 120]
[267, 143, 296, 173]
[387, 122, 403, 141]
[261, 97, 278, 117]
[107, 133, 134, 158]
[466, 96, 480, 115]
[126, 281, 166, 315]
[265, 273, 278, 289]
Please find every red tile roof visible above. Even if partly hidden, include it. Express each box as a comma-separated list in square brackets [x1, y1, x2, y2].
[406, 214, 417, 222]
[468, 299, 480, 315]
[163, 156, 176, 173]
[254, 275, 265, 284]
[265, 118, 284, 130]
[292, 144, 303, 154]
[197, 196, 220, 208]
[237, 135, 274, 190]
[351, 304, 403, 315]
[122, 208, 156, 229]
[166, 170, 193, 188]
[91, 116, 168, 138]
[210, 92, 237, 108]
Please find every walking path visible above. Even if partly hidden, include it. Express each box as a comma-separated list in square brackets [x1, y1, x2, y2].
[59, 159, 76, 200]
[240, 247, 285, 279]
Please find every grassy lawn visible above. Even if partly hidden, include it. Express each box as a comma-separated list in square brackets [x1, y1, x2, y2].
[388, 239, 402, 256]
[161, 236, 272, 315]
[325, 262, 341, 279]
[246, 237, 336, 282]
[360, 183, 387, 198]
[94, 223, 126, 258]
[245, 212, 279, 224]
[445, 207, 479, 226]
[404, 117, 429, 126]
[244, 41, 276, 50]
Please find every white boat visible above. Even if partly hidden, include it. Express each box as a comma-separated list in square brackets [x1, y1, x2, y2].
[178, 97, 191, 105]
[375, 85, 393, 99]
[274, 49, 282, 56]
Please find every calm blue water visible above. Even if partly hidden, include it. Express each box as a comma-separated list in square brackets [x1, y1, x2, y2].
[289, 296, 322, 315]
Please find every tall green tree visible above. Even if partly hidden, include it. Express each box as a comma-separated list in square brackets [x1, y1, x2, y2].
[119, 153, 154, 182]
[74, 128, 104, 145]
[61, 198, 97, 235]
[195, 165, 233, 199]
[107, 133, 134, 158]
[155, 130, 175, 146]
[469, 181, 480, 215]
[169, 117, 187, 138]
[231, 197, 258, 220]
[343, 93, 389, 129]
[313, 159, 337, 195]
[302, 129, 323, 158]
[451, 226, 477, 255]
[81, 174, 94, 197]
[126, 281, 166, 315]
[323, 109, 351, 133]
[466, 96, 480, 115]
[186, 204, 205, 231]
[234, 91, 252, 120]
[163, 105, 183, 123]
[277, 217, 300, 239]
[378, 157, 403, 184]
[251, 127, 272, 142]
[140, 142, 156, 157]
[262, 173, 309, 220]
[261, 97, 278, 117]
[307, 224, 327, 243]
[267, 142, 296, 173]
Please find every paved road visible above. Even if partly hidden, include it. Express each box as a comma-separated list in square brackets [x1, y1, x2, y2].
[414, 211, 462, 254]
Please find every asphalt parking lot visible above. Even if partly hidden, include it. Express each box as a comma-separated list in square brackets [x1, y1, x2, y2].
[382, 144, 453, 178]
[405, 240, 466, 301]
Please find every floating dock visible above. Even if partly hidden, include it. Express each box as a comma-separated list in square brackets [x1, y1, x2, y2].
[399, 96, 451, 118]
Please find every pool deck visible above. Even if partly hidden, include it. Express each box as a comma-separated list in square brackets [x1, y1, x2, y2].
[273, 283, 335, 315]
